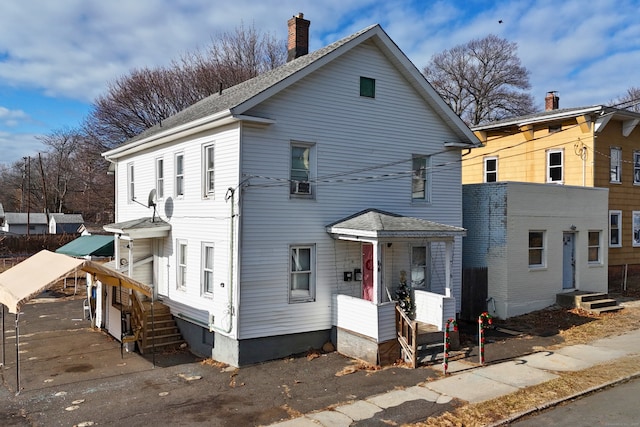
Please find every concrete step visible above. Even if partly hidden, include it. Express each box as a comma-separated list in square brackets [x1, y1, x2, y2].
[579, 293, 609, 302]
[582, 299, 618, 310]
[590, 305, 624, 315]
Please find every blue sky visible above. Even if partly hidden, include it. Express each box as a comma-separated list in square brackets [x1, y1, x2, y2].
[1, 0, 639, 167]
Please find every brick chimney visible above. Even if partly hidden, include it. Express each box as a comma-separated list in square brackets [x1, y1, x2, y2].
[545, 91, 559, 110]
[287, 13, 310, 62]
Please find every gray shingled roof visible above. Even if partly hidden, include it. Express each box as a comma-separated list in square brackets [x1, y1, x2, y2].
[326, 208, 465, 239]
[4, 213, 48, 225]
[122, 25, 378, 146]
[50, 213, 84, 224]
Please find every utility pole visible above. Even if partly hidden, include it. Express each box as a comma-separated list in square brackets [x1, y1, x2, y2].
[26, 156, 30, 236]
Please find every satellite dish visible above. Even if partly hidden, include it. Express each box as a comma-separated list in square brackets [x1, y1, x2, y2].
[147, 189, 158, 222]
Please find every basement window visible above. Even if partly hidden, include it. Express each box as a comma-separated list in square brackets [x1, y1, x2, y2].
[360, 77, 375, 98]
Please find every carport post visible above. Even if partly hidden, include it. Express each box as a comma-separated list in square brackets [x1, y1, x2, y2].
[15, 312, 20, 395]
[1, 304, 5, 367]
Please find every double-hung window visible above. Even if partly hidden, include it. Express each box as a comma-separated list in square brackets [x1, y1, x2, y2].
[156, 158, 164, 200]
[290, 245, 315, 303]
[203, 144, 215, 197]
[410, 246, 428, 289]
[201, 243, 214, 296]
[412, 155, 430, 201]
[290, 142, 313, 196]
[634, 151, 640, 184]
[127, 163, 135, 202]
[547, 149, 563, 183]
[177, 240, 187, 290]
[588, 231, 601, 264]
[633, 211, 640, 247]
[611, 147, 622, 183]
[175, 153, 185, 198]
[610, 210, 622, 247]
[484, 156, 498, 183]
[528, 231, 545, 267]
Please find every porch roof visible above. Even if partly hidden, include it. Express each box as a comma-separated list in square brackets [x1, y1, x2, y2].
[326, 209, 466, 240]
[103, 217, 170, 239]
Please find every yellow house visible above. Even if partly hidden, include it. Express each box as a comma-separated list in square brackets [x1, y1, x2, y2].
[462, 92, 640, 285]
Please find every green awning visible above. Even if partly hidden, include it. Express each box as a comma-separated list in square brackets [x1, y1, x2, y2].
[55, 235, 114, 258]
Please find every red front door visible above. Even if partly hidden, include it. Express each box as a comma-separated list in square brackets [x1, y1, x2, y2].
[362, 243, 374, 302]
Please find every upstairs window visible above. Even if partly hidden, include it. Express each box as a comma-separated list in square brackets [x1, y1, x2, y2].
[203, 144, 215, 197]
[360, 76, 375, 98]
[547, 149, 563, 183]
[634, 151, 640, 184]
[290, 142, 314, 197]
[412, 155, 430, 201]
[156, 158, 164, 200]
[610, 210, 622, 247]
[175, 153, 185, 198]
[484, 157, 498, 183]
[127, 163, 135, 202]
[611, 147, 622, 183]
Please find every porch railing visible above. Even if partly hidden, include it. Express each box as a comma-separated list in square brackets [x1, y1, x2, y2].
[413, 290, 456, 331]
[332, 294, 396, 342]
[395, 304, 417, 368]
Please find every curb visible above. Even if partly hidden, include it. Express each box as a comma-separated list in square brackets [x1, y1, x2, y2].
[487, 370, 640, 426]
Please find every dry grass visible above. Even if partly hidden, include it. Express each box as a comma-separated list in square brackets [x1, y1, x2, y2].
[415, 303, 640, 427]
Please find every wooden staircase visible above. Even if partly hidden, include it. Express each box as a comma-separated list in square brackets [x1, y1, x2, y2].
[126, 292, 186, 354]
[556, 291, 624, 315]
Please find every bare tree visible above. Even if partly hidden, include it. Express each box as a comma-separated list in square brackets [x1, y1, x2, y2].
[612, 87, 640, 112]
[85, 23, 286, 150]
[423, 34, 535, 126]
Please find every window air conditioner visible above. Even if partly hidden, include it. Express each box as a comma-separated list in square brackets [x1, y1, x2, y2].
[294, 181, 311, 194]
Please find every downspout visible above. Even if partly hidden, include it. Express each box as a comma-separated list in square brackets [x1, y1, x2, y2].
[208, 187, 236, 334]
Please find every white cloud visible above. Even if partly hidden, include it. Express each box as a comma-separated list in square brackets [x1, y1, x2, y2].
[0, 131, 45, 167]
[0, 107, 28, 127]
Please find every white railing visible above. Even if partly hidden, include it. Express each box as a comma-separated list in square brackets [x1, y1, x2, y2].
[413, 290, 456, 331]
[332, 294, 396, 342]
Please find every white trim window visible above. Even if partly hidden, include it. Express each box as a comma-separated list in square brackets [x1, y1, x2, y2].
[528, 231, 545, 267]
[546, 149, 563, 183]
[610, 210, 622, 247]
[290, 142, 314, 197]
[203, 143, 215, 198]
[127, 162, 135, 202]
[410, 245, 429, 289]
[484, 156, 498, 183]
[633, 211, 640, 247]
[634, 151, 640, 184]
[588, 231, 602, 264]
[175, 153, 185, 198]
[412, 155, 431, 201]
[611, 147, 622, 183]
[289, 245, 315, 303]
[177, 239, 188, 290]
[201, 242, 214, 296]
[156, 157, 164, 200]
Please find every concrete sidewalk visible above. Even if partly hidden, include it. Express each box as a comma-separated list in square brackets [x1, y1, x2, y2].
[268, 329, 640, 426]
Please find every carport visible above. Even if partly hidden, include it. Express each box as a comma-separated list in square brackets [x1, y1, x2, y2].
[0, 250, 154, 394]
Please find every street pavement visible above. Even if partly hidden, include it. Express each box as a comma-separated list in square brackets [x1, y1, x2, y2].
[268, 322, 640, 426]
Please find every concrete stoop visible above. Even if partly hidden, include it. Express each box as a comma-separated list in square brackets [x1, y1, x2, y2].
[556, 291, 623, 315]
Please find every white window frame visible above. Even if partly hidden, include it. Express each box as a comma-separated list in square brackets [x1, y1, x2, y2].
[127, 162, 135, 202]
[290, 142, 315, 198]
[528, 230, 546, 268]
[611, 147, 622, 183]
[609, 210, 622, 248]
[634, 151, 640, 184]
[546, 149, 563, 183]
[202, 143, 215, 198]
[289, 244, 315, 303]
[412, 155, 431, 202]
[588, 230, 602, 264]
[633, 211, 640, 248]
[201, 242, 214, 296]
[177, 239, 188, 290]
[175, 152, 185, 198]
[410, 245, 429, 289]
[156, 157, 164, 200]
[484, 156, 498, 183]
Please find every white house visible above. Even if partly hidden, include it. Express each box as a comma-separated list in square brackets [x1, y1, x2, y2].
[101, 15, 479, 366]
[462, 182, 609, 319]
[49, 213, 85, 234]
